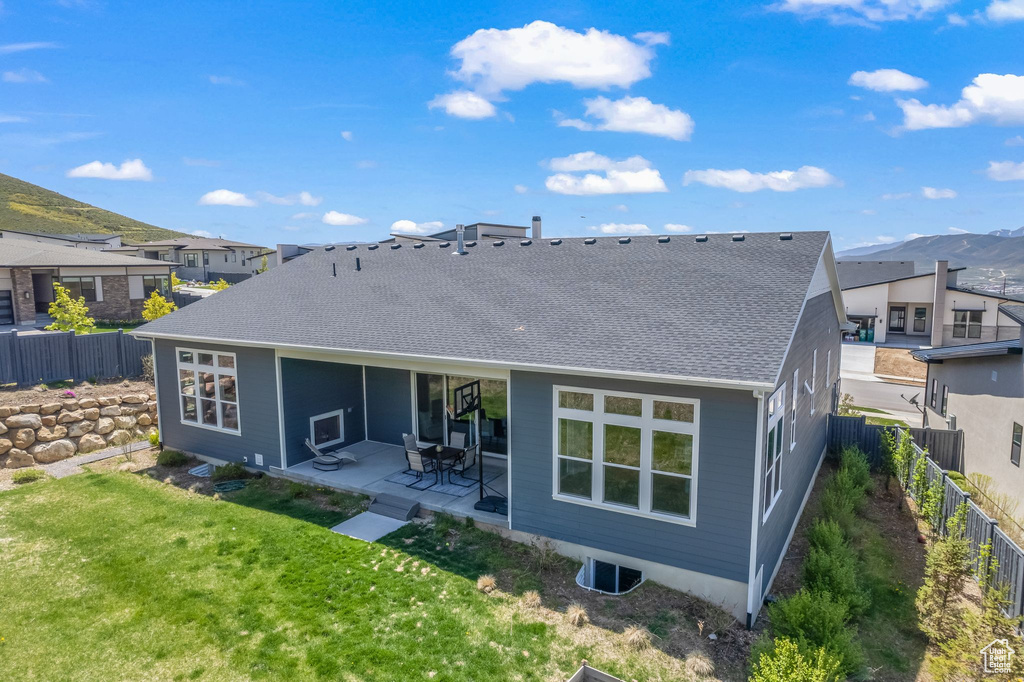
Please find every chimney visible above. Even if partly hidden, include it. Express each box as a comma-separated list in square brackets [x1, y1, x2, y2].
[454, 224, 467, 256]
[532, 215, 542, 240]
[931, 259, 948, 347]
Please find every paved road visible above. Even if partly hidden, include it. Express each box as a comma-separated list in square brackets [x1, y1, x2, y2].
[840, 377, 926, 424]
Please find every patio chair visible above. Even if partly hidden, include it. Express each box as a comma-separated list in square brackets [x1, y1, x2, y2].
[402, 433, 419, 473]
[449, 431, 466, 451]
[406, 449, 438, 490]
[304, 439, 357, 471]
[448, 443, 480, 487]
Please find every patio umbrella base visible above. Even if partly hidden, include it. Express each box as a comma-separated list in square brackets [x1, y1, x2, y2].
[474, 496, 507, 516]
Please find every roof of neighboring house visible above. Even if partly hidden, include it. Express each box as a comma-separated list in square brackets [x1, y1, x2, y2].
[946, 285, 1024, 304]
[911, 338, 1023, 362]
[1000, 303, 1024, 325]
[129, 237, 267, 252]
[0, 228, 114, 244]
[836, 260, 966, 290]
[0, 239, 173, 268]
[135, 231, 837, 387]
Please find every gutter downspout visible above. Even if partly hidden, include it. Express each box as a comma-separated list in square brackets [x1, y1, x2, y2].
[746, 388, 766, 629]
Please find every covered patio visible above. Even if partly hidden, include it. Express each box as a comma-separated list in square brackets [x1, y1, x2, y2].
[279, 440, 509, 527]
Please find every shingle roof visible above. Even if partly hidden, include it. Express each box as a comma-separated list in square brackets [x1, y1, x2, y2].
[130, 237, 267, 251]
[911, 339, 1022, 362]
[0, 239, 174, 268]
[135, 231, 832, 386]
[836, 260, 966, 289]
[1000, 303, 1024, 325]
[947, 285, 1024, 304]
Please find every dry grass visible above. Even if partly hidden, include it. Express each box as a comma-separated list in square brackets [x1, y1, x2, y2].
[623, 625, 652, 651]
[874, 348, 927, 381]
[566, 602, 589, 627]
[521, 589, 542, 609]
[476, 574, 496, 593]
[685, 652, 716, 678]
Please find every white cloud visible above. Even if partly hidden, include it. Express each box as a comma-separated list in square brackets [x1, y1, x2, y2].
[848, 68, 928, 92]
[1006, 135, 1024, 146]
[190, 230, 213, 238]
[544, 152, 667, 195]
[986, 160, 1024, 181]
[904, 232, 926, 240]
[66, 158, 153, 181]
[898, 74, 1024, 130]
[946, 12, 969, 25]
[0, 114, 29, 123]
[683, 165, 840, 192]
[589, 222, 651, 235]
[861, 111, 877, 121]
[881, 192, 912, 199]
[323, 211, 368, 226]
[948, 226, 971, 233]
[198, 189, 256, 207]
[513, 184, 528, 194]
[613, 204, 629, 212]
[208, 75, 245, 86]
[3, 69, 47, 83]
[922, 186, 957, 199]
[256, 191, 323, 206]
[664, 223, 693, 232]
[558, 96, 694, 141]
[291, 211, 318, 220]
[428, 90, 496, 119]
[340, 130, 354, 141]
[0, 42, 60, 54]
[876, 235, 898, 244]
[633, 31, 671, 46]
[770, 0, 954, 26]
[987, 0, 1024, 21]
[391, 219, 444, 235]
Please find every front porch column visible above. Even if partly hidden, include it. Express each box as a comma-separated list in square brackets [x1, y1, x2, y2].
[11, 268, 35, 323]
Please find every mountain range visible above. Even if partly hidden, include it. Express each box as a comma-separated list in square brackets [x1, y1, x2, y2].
[0, 173, 188, 244]
[837, 230, 1024, 271]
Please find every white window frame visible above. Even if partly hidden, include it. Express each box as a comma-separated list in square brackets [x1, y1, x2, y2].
[790, 369, 798, 451]
[309, 409, 345, 450]
[764, 384, 785, 522]
[808, 350, 817, 415]
[175, 347, 240, 435]
[552, 386, 700, 527]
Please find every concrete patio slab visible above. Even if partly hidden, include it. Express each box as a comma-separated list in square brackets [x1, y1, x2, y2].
[330, 512, 408, 542]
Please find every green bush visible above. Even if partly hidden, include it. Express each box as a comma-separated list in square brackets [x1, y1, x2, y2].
[156, 450, 188, 467]
[807, 519, 847, 554]
[148, 429, 160, 447]
[211, 462, 248, 481]
[946, 470, 967, 486]
[767, 590, 864, 676]
[839, 447, 872, 493]
[286, 481, 310, 499]
[12, 468, 46, 484]
[803, 547, 868, 617]
[750, 637, 843, 682]
[820, 483, 857, 535]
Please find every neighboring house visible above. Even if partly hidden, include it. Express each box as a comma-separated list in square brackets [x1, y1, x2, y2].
[133, 230, 845, 625]
[383, 216, 543, 244]
[838, 259, 1021, 346]
[912, 304, 1024, 504]
[0, 229, 122, 250]
[0, 239, 172, 325]
[111, 237, 272, 280]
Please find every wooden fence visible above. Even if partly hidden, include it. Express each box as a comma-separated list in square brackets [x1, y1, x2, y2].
[826, 414, 964, 471]
[0, 329, 151, 386]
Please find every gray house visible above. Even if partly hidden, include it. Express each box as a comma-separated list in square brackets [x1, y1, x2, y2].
[133, 230, 845, 625]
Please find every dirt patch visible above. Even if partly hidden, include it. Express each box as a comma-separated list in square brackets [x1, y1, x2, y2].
[0, 378, 155, 408]
[874, 347, 927, 382]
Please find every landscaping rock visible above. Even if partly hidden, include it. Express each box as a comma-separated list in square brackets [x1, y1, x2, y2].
[122, 394, 148, 404]
[5, 448, 34, 468]
[12, 428, 35, 449]
[41, 415, 57, 427]
[61, 400, 79, 411]
[82, 407, 100, 420]
[99, 405, 121, 417]
[151, 413, 159, 424]
[119, 404, 145, 415]
[138, 413, 152, 426]
[98, 396, 120, 406]
[40, 403, 62, 415]
[28, 439, 75, 463]
[76, 433, 107, 454]
[78, 398, 98, 409]
[0, 438, 11, 456]
[95, 417, 115, 435]
[149, 392, 156, 400]
[105, 429, 132, 446]
[5, 413, 41, 430]
[0, 406, 13, 418]
[57, 410, 84, 424]
[35, 425, 68, 442]
[67, 420, 94, 438]
[145, 401, 157, 412]
[113, 416, 135, 430]
[0, 421, 6, 436]
[19, 404, 40, 414]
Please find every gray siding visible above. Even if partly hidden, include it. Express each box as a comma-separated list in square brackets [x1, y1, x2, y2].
[756, 292, 841, 594]
[510, 370, 757, 583]
[365, 366, 412, 445]
[154, 339, 282, 469]
[280, 358, 365, 466]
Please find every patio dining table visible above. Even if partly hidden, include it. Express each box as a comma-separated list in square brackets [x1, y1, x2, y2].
[418, 444, 464, 476]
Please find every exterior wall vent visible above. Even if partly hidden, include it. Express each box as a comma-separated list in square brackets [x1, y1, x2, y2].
[367, 244, 379, 250]
[695, 235, 708, 242]
[550, 239, 563, 245]
[492, 240, 504, 247]
[345, 245, 358, 251]
[584, 238, 597, 245]
[520, 239, 532, 246]
[390, 244, 401, 250]
[731, 234, 745, 242]
[618, 237, 631, 244]
[413, 243, 424, 249]
[658, 236, 670, 243]
[779, 233, 793, 241]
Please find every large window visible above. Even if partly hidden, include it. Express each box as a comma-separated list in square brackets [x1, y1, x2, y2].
[953, 310, 982, 338]
[1012, 423, 1022, 468]
[913, 307, 927, 333]
[142, 275, 169, 298]
[176, 348, 239, 433]
[184, 253, 199, 268]
[764, 385, 785, 520]
[60, 276, 97, 302]
[553, 387, 698, 524]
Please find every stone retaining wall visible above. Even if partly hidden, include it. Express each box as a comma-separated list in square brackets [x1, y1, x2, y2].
[0, 392, 158, 468]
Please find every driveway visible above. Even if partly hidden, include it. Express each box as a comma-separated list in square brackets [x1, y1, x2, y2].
[840, 343, 877, 381]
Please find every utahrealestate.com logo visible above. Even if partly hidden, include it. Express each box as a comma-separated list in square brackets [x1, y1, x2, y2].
[981, 638, 1015, 674]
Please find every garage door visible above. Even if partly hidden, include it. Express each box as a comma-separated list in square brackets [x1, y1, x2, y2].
[0, 290, 13, 325]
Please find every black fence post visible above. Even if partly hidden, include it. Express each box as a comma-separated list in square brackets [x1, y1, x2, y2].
[116, 328, 124, 378]
[10, 329, 22, 387]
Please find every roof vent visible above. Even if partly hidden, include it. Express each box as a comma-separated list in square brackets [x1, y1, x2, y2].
[439, 241, 451, 248]
[465, 240, 476, 247]
[390, 243, 402, 250]
[325, 245, 336, 252]
[345, 245, 357, 251]
[731, 234, 745, 242]
[584, 237, 597, 245]
[618, 237, 631, 245]
[695, 235, 708, 242]
[413, 243, 424, 249]
[520, 239, 532, 246]
[550, 239, 562, 246]
[658, 236, 670, 244]
[493, 240, 504, 247]
[367, 244, 379, 250]
[779, 233, 793, 241]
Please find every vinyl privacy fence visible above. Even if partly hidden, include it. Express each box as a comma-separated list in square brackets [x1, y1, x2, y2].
[827, 414, 964, 471]
[0, 329, 151, 386]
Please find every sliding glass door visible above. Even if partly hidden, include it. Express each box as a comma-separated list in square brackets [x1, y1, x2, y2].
[413, 372, 508, 456]
[415, 373, 445, 444]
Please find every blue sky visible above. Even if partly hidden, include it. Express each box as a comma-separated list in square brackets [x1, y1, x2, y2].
[1, 0, 1023, 251]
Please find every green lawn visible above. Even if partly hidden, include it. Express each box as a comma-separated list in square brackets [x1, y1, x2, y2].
[0, 471, 690, 681]
[89, 322, 143, 334]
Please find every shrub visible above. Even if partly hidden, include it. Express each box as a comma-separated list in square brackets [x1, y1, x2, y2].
[684, 653, 715, 679]
[807, 519, 846, 553]
[521, 590, 541, 609]
[910, 454, 928, 505]
[286, 481, 310, 499]
[820, 481, 857, 535]
[803, 547, 868, 617]
[750, 637, 843, 682]
[566, 603, 588, 627]
[156, 449, 188, 467]
[141, 291, 177, 321]
[947, 470, 968, 487]
[148, 429, 160, 447]
[839, 447, 872, 493]
[476, 574, 496, 593]
[920, 476, 945, 533]
[45, 282, 95, 333]
[767, 590, 864, 676]
[623, 625, 651, 651]
[916, 503, 972, 640]
[12, 469, 46, 484]
[211, 462, 248, 481]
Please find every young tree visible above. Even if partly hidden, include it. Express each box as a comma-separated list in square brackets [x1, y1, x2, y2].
[211, 278, 230, 291]
[45, 282, 96, 333]
[170, 271, 183, 291]
[257, 254, 269, 274]
[750, 638, 843, 682]
[141, 291, 178, 321]
[916, 503, 972, 640]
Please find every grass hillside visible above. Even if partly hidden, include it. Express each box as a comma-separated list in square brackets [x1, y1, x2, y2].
[0, 172, 188, 244]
